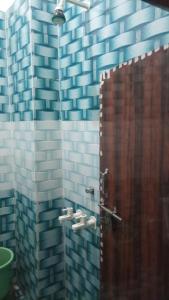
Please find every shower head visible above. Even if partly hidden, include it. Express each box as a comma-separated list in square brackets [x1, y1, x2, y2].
[52, 8, 66, 25]
[52, 0, 66, 25]
[52, 0, 90, 25]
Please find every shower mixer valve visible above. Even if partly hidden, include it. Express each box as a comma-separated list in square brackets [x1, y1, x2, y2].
[59, 208, 97, 232]
[58, 208, 82, 224]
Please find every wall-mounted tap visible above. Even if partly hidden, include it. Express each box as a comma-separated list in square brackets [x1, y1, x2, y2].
[72, 214, 87, 232]
[58, 208, 82, 224]
[59, 207, 74, 224]
[87, 216, 97, 230]
[72, 214, 96, 232]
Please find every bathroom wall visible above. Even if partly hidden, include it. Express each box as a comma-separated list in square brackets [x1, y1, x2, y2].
[0, 11, 14, 251]
[15, 192, 64, 300]
[0, 0, 169, 299]
[31, 0, 60, 121]
[60, 0, 169, 121]
[30, 4, 64, 298]
[59, 0, 169, 298]
[62, 121, 100, 299]
[0, 11, 9, 122]
[13, 120, 64, 299]
[64, 199, 100, 300]
[62, 121, 99, 213]
[6, 0, 64, 299]
[7, 0, 32, 121]
[0, 121, 14, 250]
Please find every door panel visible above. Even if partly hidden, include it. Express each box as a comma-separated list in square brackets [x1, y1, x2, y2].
[144, 0, 169, 10]
[100, 47, 169, 300]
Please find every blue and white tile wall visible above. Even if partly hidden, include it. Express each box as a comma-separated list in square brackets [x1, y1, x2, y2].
[34, 121, 62, 202]
[60, 0, 169, 121]
[12, 121, 36, 200]
[15, 192, 38, 300]
[0, 11, 15, 251]
[6, 0, 33, 121]
[60, 0, 169, 298]
[0, 122, 13, 195]
[64, 199, 100, 300]
[5, 0, 65, 298]
[12, 122, 64, 297]
[16, 192, 64, 300]
[0, 12, 12, 191]
[62, 120, 100, 298]
[0, 11, 9, 121]
[0, 196, 15, 251]
[62, 121, 99, 213]
[12, 120, 64, 299]
[0, 122, 14, 249]
[31, 0, 60, 121]
[12, 121, 62, 202]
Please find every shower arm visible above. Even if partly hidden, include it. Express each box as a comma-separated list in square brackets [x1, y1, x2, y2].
[56, 0, 90, 10]
[67, 0, 90, 9]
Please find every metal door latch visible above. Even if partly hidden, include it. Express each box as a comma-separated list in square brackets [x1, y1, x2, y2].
[99, 205, 122, 222]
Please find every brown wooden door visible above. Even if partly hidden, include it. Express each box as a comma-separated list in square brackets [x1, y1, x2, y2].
[100, 47, 169, 300]
[144, 0, 169, 10]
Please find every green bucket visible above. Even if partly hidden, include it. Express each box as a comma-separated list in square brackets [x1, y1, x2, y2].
[0, 247, 14, 300]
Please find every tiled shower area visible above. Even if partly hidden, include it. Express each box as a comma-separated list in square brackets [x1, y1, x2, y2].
[0, 0, 169, 299]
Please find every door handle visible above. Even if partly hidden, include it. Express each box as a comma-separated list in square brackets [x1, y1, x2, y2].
[99, 205, 122, 222]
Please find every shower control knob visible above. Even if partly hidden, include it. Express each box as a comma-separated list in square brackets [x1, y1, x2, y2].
[73, 210, 83, 219]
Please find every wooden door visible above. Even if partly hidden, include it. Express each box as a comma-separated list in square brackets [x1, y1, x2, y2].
[144, 0, 169, 10]
[100, 47, 169, 300]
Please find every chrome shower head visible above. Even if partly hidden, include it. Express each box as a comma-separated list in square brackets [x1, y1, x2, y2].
[52, 8, 66, 25]
[52, 0, 90, 25]
[52, 0, 66, 25]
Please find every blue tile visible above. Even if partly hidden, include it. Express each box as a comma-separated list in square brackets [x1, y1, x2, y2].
[0, 195, 15, 252]
[64, 199, 100, 300]
[60, 0, 169, 121]
[15, 192, 65, 300]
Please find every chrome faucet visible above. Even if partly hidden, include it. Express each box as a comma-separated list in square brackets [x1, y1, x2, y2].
[58, 208, 82, 224]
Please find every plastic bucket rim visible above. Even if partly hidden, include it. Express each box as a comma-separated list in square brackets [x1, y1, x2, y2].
[0, 247, 14, 270]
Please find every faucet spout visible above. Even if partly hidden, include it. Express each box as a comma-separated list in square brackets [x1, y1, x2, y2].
[72, 222, 86, 232]
[58, 214, 72, 224]
[72, 214, 87, 232]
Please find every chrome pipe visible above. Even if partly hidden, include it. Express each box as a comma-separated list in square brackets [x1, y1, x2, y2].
[67, 0, 90, 9]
